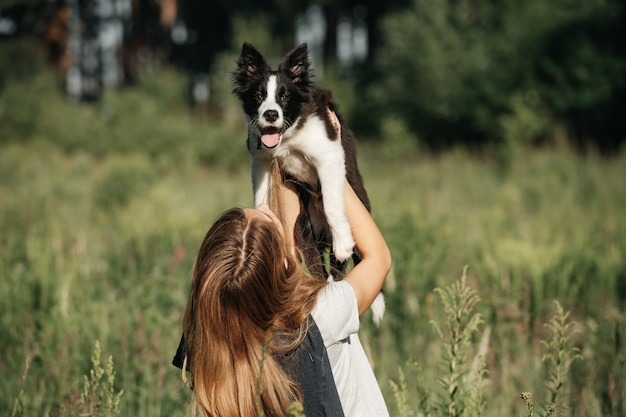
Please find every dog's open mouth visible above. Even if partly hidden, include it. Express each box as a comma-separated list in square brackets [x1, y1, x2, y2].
[260, 127, 282, 149]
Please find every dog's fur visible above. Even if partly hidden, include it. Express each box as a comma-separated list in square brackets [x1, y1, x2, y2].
[232, 42, 384, 323]
[232, 42, 371, 260]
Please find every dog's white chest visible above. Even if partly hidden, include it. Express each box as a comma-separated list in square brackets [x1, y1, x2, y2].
[276, 150, 318, 184]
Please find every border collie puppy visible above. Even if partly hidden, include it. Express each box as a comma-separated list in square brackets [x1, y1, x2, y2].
[232, 42, 371, 262]
[232, 42, 385, 324]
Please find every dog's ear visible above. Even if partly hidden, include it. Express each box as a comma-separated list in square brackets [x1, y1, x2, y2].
[279, 43, 310, 84]
[237, 42, 270, 78]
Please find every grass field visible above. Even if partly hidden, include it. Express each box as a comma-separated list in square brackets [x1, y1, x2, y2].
[1, 70, 625, 417]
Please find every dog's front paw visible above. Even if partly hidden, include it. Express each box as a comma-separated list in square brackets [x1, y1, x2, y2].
[332, 234, 355, 262]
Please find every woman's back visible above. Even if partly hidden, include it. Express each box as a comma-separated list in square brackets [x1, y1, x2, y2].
[312, 281, 390, 417]
[172, 316, 345, 417]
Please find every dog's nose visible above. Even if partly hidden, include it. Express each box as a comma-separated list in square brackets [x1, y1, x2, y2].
[264, 110, 279, 123]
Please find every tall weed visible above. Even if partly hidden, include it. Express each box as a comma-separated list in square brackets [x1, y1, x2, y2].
[519, 301, 582, 417]
[390, 268, 487, 417]
[431, 267, 487, 417]
[49, 341, 124, 417]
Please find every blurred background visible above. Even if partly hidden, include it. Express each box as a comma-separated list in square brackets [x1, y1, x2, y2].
[1, 0, 625, 416]
[2, 0, 625, 153]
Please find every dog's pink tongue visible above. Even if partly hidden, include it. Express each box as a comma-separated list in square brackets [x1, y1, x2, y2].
[261, 133, 280, 148]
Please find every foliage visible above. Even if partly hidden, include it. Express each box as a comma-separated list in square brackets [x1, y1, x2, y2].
[9, 353, 32, 417]
[540, 301, 582, 410]
[390, 282, 585, 417]
[0, 36, 44, 92]
[356, 147, 626, 417]
[389, 268, 489, 417]
[4, 0, 624, 155]
[46, 341, 124, 417]
[518, 302, 581, 417]
[520, 391, 537, 417]
[389, 365, 410, 417]
[498, 93, 549, 157]
[431, 267, 487, 417]
[366, 0, 625, 154]
[80, 341, 124, 417]
[378, 115, 421, 159]
[389, 361, 432, 417]
[1, 67, 626, 415]
[0, 66, 248, 169]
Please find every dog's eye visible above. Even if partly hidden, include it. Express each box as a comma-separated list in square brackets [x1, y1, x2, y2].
[280, 93, 290, 103]
[254, 92, 264, 102]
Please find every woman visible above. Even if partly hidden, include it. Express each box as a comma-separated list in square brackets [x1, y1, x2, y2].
[180, 154, 391, 417]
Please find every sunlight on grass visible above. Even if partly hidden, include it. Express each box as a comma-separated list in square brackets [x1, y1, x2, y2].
[1, 78, 625, 416]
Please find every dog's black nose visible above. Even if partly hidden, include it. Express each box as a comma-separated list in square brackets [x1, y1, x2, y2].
[264, 110, 279, 123]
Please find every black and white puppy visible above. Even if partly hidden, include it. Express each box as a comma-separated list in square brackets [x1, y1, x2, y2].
[232, 42, 371, 261]
[232, 42, 384, 323]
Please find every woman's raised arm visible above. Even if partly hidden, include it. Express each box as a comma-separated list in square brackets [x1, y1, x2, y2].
[271, 171, 302, 256]
[343, 182, 392, 315]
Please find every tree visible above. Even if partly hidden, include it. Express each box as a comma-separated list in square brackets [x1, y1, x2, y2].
[363, 0, 626, 153]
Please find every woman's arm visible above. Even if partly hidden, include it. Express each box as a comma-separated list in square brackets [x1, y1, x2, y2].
[272, 176, 302, 256]
[343, 182, 392, 315]
[275, 175, 392, 315]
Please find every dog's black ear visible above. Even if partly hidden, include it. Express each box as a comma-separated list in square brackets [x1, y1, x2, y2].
[237, 42, 270, 78]
[279, 43, 310, 83]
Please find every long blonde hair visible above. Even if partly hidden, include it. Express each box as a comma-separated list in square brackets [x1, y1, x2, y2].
[182, 165, 326, 417]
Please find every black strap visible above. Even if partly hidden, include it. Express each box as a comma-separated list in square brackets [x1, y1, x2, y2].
[172, 317, 344, 417]
[171, 334, 188, 371]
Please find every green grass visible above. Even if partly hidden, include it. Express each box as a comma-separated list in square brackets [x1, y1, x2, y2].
[1, 69, 625, 416]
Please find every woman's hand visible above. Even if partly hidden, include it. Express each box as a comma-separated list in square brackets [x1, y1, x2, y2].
[327, 109, 341, 137]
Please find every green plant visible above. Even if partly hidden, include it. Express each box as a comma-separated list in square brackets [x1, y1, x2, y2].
[520, 392, 566, 417]
[92, 154, 156, 212]
[368, 0, 625, 152]
[519, 301, 582, 417]
[390, 361, 431, 417]
[541, 301, 582, 411]
[379, 115, 421, 160]
[82, 341, 124, 417]
[520, 391, 536, 417]
[50, 341, 124, 417]
[2, 134, 625, 416]
[388, 268, 488, 417]
[287, 401, 306, 417]
[10, 354, 33, 417]
[431, 267, 487, 417]
[390, 364, 410, 417]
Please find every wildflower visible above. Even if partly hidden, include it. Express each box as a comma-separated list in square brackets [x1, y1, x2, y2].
[520, 392, 533, 405]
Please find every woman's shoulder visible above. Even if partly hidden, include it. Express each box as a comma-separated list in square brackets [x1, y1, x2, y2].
[322, 279, 353, 296]
[312, 281, 359, 344]
[315, 280, 357, 309]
